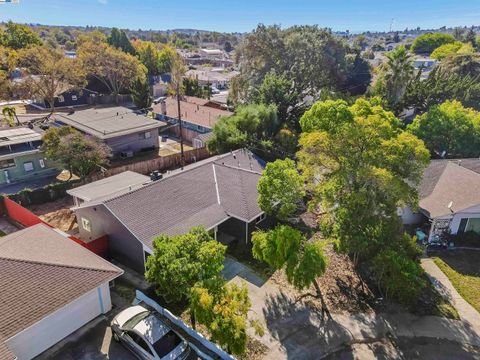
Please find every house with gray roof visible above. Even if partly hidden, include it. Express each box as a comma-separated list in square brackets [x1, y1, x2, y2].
[53, 107, 167, 158]
[0, 224, 123, 360]
[400, 159, 480, 242]
[69, 149, 269, 272]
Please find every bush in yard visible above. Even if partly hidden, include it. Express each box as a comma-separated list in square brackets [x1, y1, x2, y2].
[145, 227, 226, 303]
[372, 249, 426, 305]
[190, 279, 263, 355]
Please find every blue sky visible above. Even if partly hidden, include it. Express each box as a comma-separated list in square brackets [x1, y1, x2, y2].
[1, 0, 479, 33]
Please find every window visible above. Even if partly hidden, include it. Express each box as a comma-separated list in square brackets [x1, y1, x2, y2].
[38, 159, 45, 168]
[0, 159, 15, 169]
[256, 213, 266, 224]
[81, 217, 91, 232]
[128, 332, 153, 355]
[466, 218, 480, 234]
[23, 162, 34, 172]
[458, 218, 468, 234]
[58, 96, 64, 103]
[71, 95, 77, 101]
[139, 131, 151, 140]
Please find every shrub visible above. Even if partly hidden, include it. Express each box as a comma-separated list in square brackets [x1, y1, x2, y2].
[411, 33, 455, 54]
[372, 249, 426, 305]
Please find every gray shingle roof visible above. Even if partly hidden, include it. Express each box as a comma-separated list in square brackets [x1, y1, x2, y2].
[418, 159, 480, 218]
[0, 338, 15, 360]
[54, 107, 165, 139]
[104, 150, 264, 248]
[0, 224, 123, 340]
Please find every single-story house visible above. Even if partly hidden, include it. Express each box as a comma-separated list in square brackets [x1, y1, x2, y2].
[52, 107, 167, 158]
[0, 127, 57, 186]
[400, 159, 480, 242]
[0, 224, 123, 360]
[34, 89, 98, 109]
[69, 149, 269, 272]
[185, 68, 239, 89]
[152, 96, 233, 144]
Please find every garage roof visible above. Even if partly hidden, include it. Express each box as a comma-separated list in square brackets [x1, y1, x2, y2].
[67, 171, 150, 203]
[0, 224, 123, 341]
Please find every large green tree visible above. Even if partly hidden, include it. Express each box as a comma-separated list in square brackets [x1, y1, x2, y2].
[252, 225, 329, 315]
[207, 104, 279, 154]
[438, 53, 480, 78]
[107, 28, 136, 55]
[131, 77, 152, 109]
[402, 67, 480, 113]
[0, 21, 42, 50]
[17, 45, 86, 112]
[78, 39, 144, 100]
[370, 45, 415, 111]
[257, 158, 305, 221]
[297, 98, 430, 263]
[407, 100, 480, 158]
[144, 227, 226, 303]
[430, 41, 463, 60]
[42, 127, 110, 178]
[411, 32, 455, 54]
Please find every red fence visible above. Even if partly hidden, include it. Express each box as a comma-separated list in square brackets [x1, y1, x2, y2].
[3, 197, 108, 256]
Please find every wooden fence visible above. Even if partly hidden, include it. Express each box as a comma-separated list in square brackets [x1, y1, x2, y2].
[89, 147, 210, 181]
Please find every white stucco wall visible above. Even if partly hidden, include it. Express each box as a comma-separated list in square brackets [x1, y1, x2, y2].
[6, 283, 112, 360]
[448, 204, 480, 234]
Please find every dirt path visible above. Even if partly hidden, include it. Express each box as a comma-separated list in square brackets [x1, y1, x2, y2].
[28, 197, 78, 233]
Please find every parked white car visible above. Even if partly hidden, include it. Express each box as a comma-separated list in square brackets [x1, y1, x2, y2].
[111, 305, 191, 360]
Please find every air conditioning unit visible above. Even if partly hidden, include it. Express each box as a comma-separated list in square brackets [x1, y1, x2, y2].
[120, 150, 134, 158]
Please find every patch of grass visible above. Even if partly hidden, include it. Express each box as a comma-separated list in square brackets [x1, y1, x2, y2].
[433, 255, 480, 313]
[0, 230, 6, 237]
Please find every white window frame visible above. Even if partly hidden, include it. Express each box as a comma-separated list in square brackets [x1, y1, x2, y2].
[71, 94, 78, 101]
[58, 95, 65, 103]
[23, 161, 34, 172]
[38, 159, 45, 168]
[144, 131, 151, 139]
[81, 217, 92, 232]
[256, 213, 266, 224]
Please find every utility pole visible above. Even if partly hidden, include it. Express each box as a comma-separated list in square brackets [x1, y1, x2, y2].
[176, 81, 185, 169]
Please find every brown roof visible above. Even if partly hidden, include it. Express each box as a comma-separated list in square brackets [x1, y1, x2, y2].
[418, 160, 480, 218]
[0, 338, 15, 360]
[103, 150, 265, 248]
[152, 96, 233, 129]
[0, 224, 122, 340]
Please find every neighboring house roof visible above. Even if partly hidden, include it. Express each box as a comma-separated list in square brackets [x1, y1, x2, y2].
[418, 159, 480, 218]
[0, 338, 15, 360]
[101, 150, 264, 248]
[195, 132, 214, 143]
[67, 171, 150, 203]
[0, 224, 123, 341]
[0, 127, 41, 147]
[152, 97, 233, 129]
[185, 69, 239, 83]
[53, 107, 166, 140]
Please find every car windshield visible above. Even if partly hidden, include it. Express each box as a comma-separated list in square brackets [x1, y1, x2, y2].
[123, 311, 150, 330]
[152, 330, 182, 358]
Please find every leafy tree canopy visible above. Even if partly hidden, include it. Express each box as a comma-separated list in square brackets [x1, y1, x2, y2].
[0, 21, 42, 50]
[297, 98, 429, 262]
[107, 27, 136, 55]
[145, 227, 226, 302]
[42, 127, 110, 178]
[257, 158, 305, 221]
[438, 53, 480, 78]
[407, 100, 480, 158]
[411, 32, 455, 54]
[430, 41, 463, 60]
[207, 103, 278, 154]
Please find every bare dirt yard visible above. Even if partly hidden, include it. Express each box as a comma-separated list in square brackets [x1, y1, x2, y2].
[28, 197, 78, 233]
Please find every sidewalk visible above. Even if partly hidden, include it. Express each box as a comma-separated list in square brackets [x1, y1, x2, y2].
[421, 257, 480, 334]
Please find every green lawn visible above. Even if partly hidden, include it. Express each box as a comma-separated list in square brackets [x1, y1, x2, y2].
[432, 251, 480, 313]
